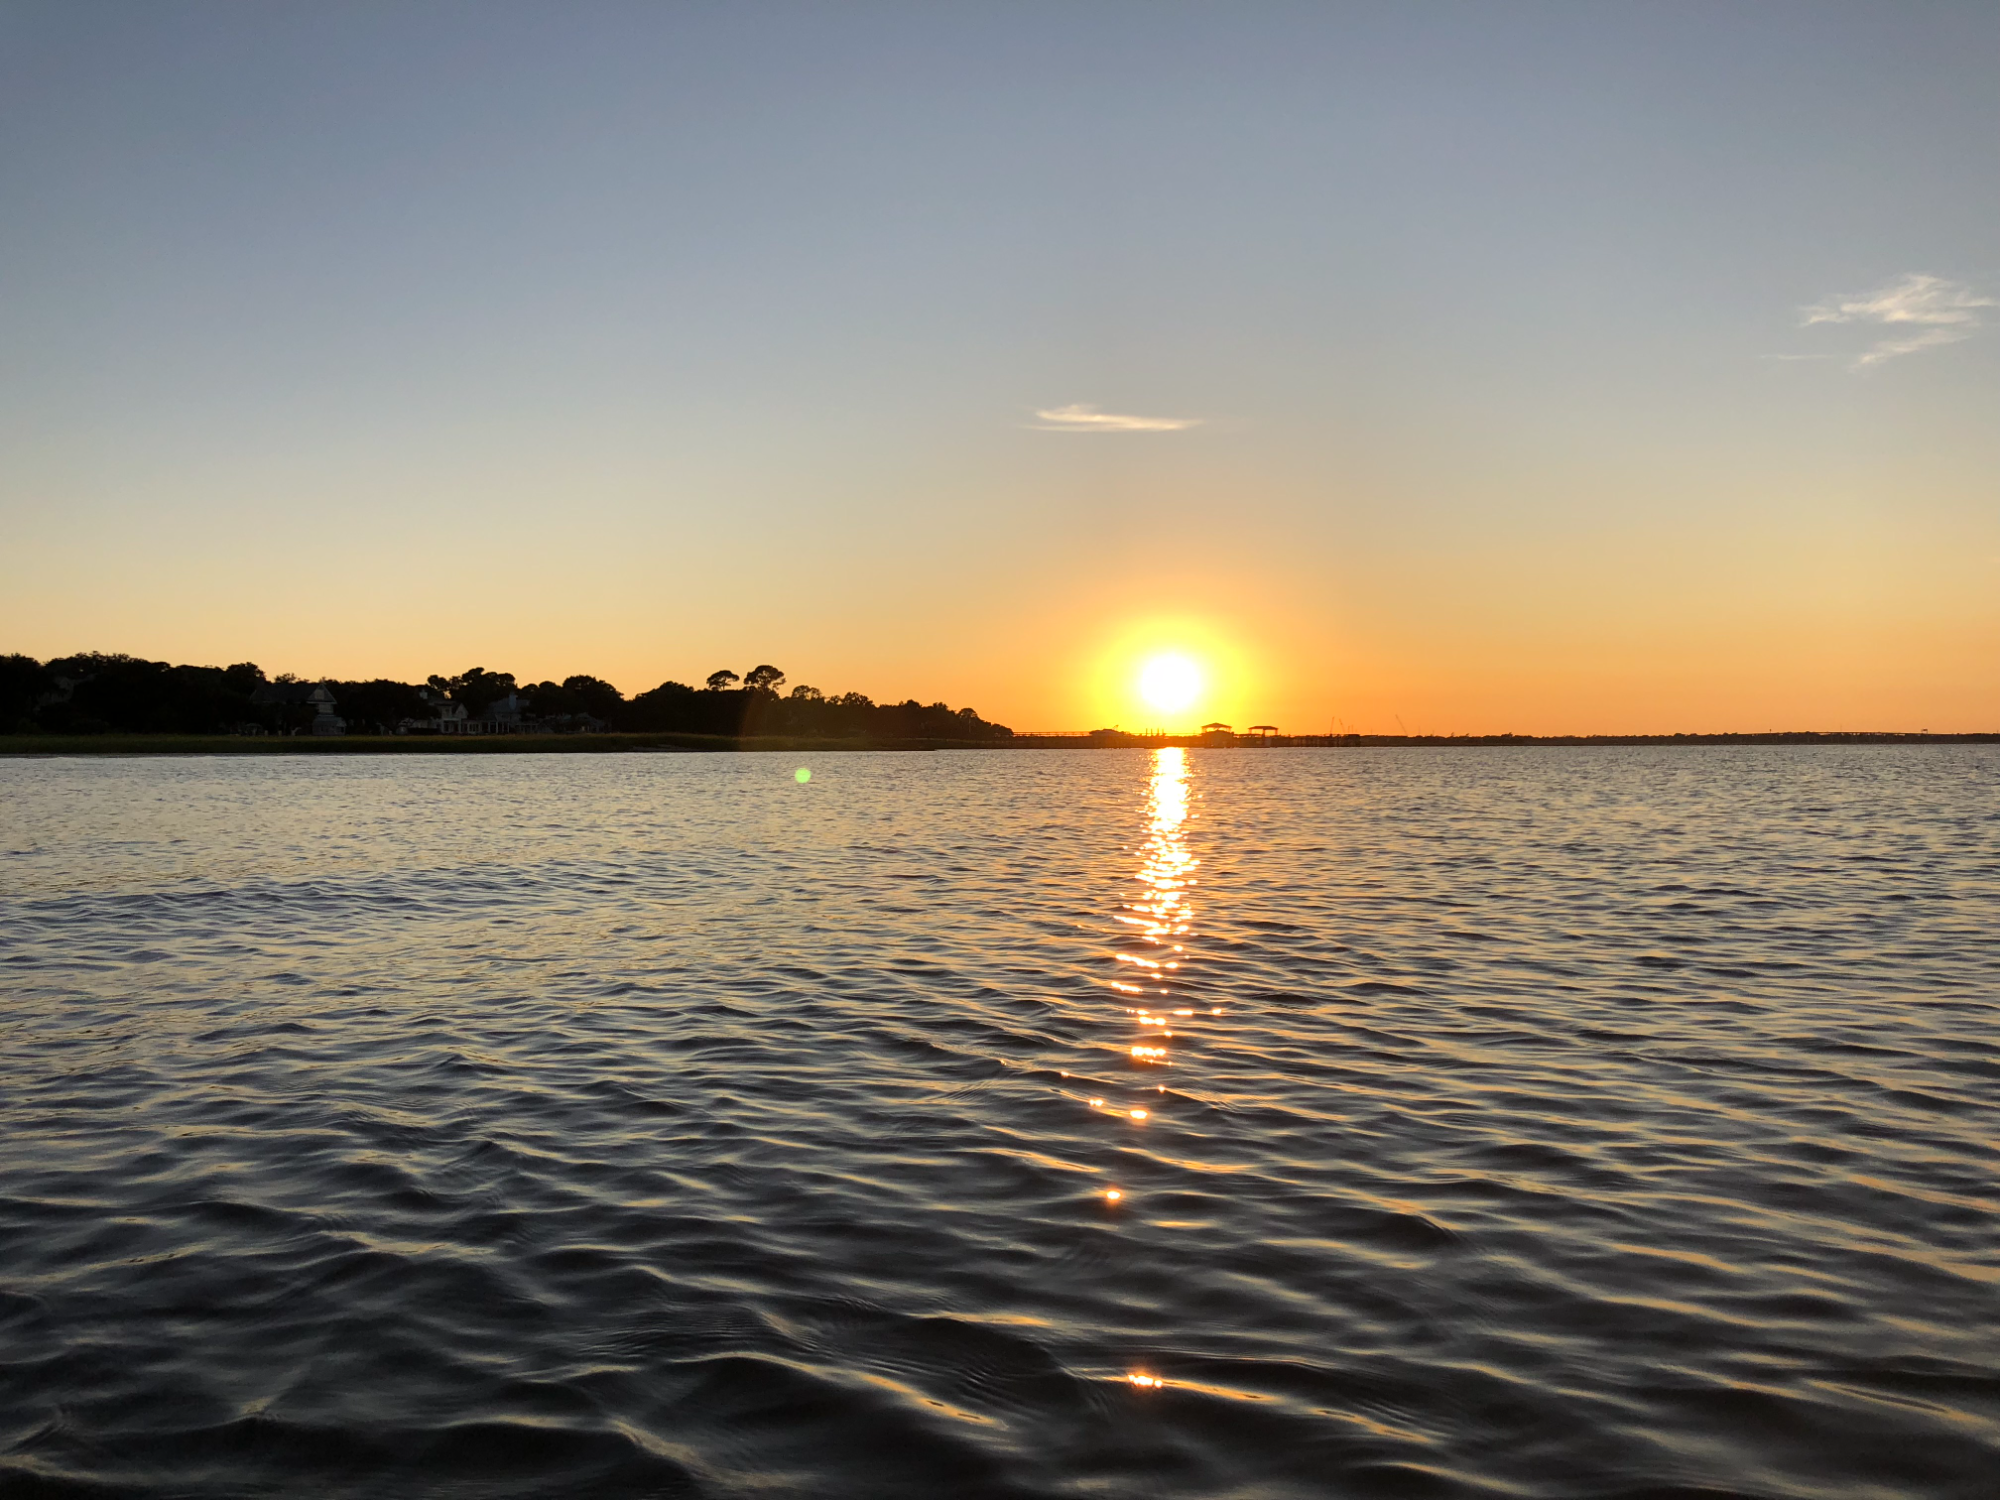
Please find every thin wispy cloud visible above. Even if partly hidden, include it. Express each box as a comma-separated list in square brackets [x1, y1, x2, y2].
[1031, 404, 1201, 433]
[1800, 273, 1995, 369]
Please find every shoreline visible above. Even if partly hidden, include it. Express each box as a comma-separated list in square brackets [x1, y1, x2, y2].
[3, 730, 1997, 756]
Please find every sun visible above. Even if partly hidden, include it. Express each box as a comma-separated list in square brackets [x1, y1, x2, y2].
[1137, 653, 1204, 714]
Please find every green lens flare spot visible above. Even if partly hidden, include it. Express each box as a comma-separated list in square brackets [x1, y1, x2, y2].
[795, 767, 811, 783]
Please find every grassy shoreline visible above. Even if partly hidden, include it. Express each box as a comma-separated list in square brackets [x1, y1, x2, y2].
[3, 730, 1996, 756]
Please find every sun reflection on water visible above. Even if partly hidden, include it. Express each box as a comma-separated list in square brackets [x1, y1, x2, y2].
[1099, 749, 1201, 1374]
[1092, 749, 1200, 1140]
[1132, 747, 1196, 994]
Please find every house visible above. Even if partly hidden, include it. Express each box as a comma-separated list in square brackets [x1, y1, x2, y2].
[250, 681, 313, 709]
[482, 691, 532, 732]
[466, 692, 608, 734]
[393, 691, 605, 737]
[397, 687, 470, 735]
[249, 680, 345, 736]
[36, 672, 90, 710]
[306, 685, 345, 736]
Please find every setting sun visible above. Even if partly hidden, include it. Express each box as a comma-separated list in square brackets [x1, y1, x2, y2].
[1137, 654, 1203, 714]
[1075, 616, 1256, 732]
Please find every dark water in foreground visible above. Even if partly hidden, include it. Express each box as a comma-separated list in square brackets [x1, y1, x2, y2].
[2, 748, 1995, 1499]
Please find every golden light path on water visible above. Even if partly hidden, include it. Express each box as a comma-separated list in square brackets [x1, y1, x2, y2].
[1117, 746, 1196, 999]
[1109, 747, 1214, 1394]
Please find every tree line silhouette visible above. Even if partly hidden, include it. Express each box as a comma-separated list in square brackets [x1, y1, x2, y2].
[0, 653, 1012, 741]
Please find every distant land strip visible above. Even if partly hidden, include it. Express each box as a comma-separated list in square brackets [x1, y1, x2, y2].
[10, 655, 1992, 750]
[3, 730, 1995, 757]
[1017, 731, 2000, 747]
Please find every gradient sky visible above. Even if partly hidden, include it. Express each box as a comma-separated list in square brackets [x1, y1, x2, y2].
[4, 1, 1996, 733]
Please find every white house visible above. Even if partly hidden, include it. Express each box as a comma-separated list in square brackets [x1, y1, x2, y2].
[397, 687, 470, 735]
[249, 679, 344, 735]
[305, 685, 345, 736]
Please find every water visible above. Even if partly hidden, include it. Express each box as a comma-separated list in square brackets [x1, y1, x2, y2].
[2, 748, 1996, 1499]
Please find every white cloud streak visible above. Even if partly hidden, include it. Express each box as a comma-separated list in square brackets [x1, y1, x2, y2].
[1801, 273, 1995, 369]
[1031, 403, 1200, 433]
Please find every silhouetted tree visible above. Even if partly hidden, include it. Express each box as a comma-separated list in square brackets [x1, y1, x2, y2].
[30, 654, 255, 734]
[429, 667, 517, 712]
[621, 679, 700, 732]
[329, 679, 428, 734]
[2, 650, 1011, 740]
[560, 674, 624, 720]
[513, 674, 622, 722]
[222, 663, 265, 695]
[0, 654, 53, 732]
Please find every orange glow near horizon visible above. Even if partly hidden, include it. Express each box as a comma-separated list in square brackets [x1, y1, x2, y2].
[1076, 617, 1261, 733]
[12, 557, 1997, 737]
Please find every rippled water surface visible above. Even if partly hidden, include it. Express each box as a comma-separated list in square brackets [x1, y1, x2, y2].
[3, 748, 1996, 1499]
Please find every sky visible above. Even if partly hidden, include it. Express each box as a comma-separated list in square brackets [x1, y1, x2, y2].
[3, 1, 1996, 733]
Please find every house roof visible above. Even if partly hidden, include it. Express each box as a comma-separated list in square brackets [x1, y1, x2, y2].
[249, 682, 326, 706]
